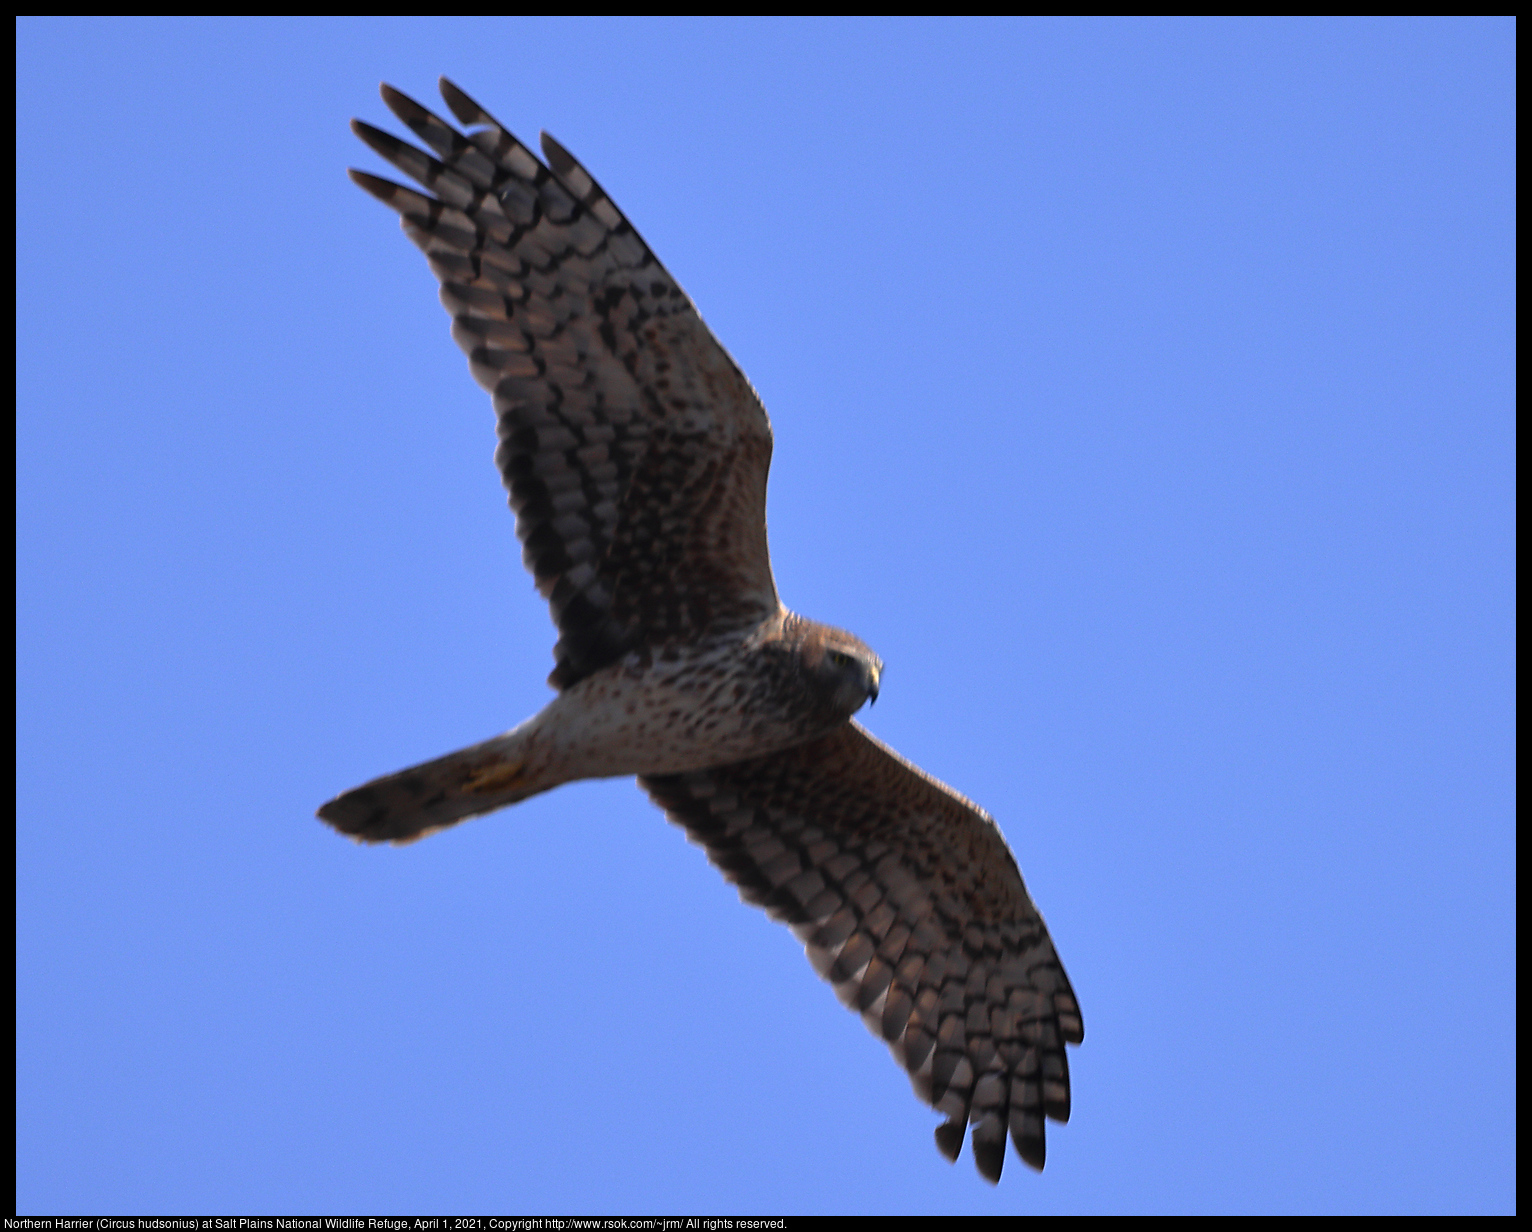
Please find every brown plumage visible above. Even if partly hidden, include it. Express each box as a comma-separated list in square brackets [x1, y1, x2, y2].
[320, 78, 1082, 1182]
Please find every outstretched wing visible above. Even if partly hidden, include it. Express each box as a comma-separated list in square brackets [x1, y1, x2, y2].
[350, 80, 779, 689]
[640, 722, 1083, 1182]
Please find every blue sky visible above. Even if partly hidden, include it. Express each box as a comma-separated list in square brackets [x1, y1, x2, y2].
[17, 17, 1514, 1215]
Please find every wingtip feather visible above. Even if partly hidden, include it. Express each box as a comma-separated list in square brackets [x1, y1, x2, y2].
[438, 77, 484, 127]
[539, 131, 573, 173]
[972, 1138, 1005, 1184]
[934, 1118, 964, 1163]
[347, 167, 398, 202]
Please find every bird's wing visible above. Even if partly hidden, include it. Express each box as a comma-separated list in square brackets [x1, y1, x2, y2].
[351, 80, 779, 689]
[640, 720, 1083, 1182]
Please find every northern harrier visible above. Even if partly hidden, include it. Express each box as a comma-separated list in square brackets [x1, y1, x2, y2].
[321, 79, 1083, 1182]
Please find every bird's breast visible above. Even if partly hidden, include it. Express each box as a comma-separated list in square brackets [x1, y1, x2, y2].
[531, 637, 825, 783]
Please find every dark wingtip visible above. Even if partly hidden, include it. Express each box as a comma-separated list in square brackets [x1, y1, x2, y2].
[934, 1118, 964, 1163]
[972, 1138, 1005, 1184]
[1044, 1087, 1072, 1123]
[379, 82, 410, 111]
[1012, 1126, 1046, 1172]
[347, 167, 398, 202]
[438, 77, 482, 127]
[350, 118, 394, 160]
[539, 131, 576, 177]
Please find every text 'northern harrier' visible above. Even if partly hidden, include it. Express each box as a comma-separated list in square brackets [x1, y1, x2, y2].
[320, 78, 1083, 1182]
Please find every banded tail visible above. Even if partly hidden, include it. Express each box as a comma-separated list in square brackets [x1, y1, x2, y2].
[317, 729, 548, 844]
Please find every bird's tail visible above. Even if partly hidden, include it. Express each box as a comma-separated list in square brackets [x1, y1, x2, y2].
[316, 727, 551, 845]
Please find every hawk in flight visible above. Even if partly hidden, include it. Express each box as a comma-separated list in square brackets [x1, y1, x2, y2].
[321, 79, 1083, 1182]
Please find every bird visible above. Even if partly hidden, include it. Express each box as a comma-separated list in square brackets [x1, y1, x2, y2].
[320, 78, 1083, 1183]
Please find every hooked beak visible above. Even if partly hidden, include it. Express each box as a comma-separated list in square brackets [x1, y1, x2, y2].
[866, 663, 881, 705]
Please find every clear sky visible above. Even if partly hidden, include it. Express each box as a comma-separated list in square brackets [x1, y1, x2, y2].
[16, 17, 1514, 1216]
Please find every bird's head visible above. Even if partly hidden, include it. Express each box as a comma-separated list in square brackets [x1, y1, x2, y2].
[797, 623, 882, 718]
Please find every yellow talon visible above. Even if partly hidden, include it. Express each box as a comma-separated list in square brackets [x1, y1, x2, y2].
[465, 761, 527, 795]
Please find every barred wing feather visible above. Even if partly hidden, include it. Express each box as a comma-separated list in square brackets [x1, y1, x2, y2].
[350, 80, 779, 689]
[641, 721, 1083, 1181]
